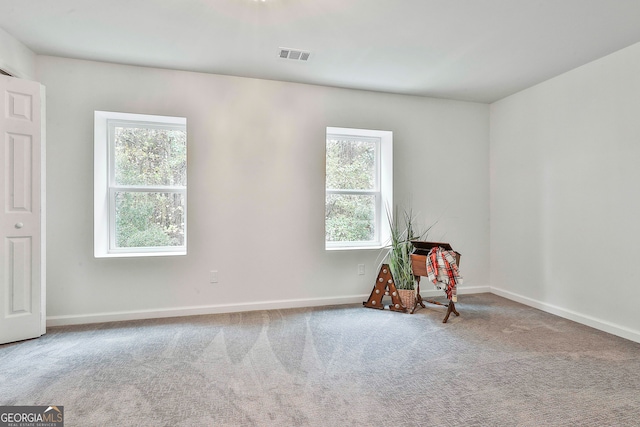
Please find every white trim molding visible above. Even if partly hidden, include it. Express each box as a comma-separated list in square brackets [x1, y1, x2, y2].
[47, 295, 368, 327]
[46, 285, 490, 327]
[46, 285, 639, 344]
[491, 287, 640, 344]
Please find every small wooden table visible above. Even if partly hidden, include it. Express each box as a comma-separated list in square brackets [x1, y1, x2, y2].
[409, 242, 461, 323]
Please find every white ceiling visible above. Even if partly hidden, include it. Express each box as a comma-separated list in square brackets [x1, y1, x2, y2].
[2, 0, 640, 103]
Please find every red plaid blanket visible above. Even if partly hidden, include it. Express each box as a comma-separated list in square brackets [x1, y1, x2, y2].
[426, 247, 463, 300]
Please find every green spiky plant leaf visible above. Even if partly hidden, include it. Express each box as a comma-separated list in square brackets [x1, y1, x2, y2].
[383, 206, 434, 290]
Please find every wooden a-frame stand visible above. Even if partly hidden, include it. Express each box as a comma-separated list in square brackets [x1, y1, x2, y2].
[363, 264, 407, 312]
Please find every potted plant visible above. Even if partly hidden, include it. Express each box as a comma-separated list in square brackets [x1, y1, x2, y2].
[383, 207, 432, 311]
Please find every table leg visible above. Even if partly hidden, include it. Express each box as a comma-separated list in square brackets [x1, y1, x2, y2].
[442, 301, 460, 323]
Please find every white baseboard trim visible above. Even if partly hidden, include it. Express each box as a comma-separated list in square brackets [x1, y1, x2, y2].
[46, 294, 369, 327]
[47, 285, 492, 327]
[420, 285, 490, 298]
[491, 287, 640, 344]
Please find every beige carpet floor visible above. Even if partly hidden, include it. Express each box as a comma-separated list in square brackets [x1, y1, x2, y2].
[1, 293, 639, 426]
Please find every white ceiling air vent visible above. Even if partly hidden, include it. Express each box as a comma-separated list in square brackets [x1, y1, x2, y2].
[278, 47, 311, 62]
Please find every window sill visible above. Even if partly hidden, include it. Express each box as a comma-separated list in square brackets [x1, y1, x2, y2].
[95, 250, 186, 258]
[325, 245, 385, 251]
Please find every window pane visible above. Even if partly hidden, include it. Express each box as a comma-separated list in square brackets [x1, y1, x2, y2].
[326, 137, 376, 190]
[325, 194, 375, 242]
[114, 126, 186, 186]
[114, 192, 185, 248]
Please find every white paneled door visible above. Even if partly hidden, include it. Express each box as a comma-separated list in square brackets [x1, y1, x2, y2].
[0, 74, 45, 344]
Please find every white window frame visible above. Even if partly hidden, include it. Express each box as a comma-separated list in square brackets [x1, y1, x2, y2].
[94, 111, 187, 258]
[325, 127, 393, 250]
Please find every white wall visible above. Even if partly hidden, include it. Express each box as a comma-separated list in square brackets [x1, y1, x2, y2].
[490, 42, 640, 342]
[35, 56, 489, 324]
[0, 27, 36, 79]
